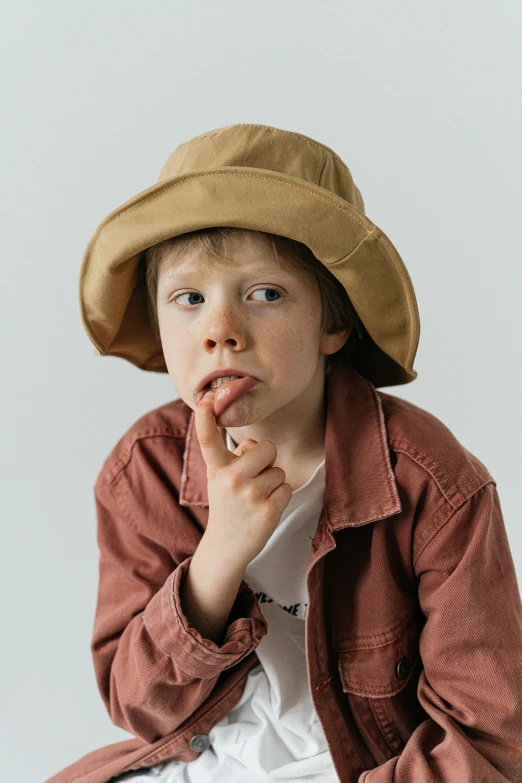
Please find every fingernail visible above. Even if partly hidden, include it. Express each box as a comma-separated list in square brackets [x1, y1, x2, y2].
[203, 390, 215, 401]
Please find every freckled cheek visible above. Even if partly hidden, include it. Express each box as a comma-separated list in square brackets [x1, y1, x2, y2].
[264, 324, 312, 366]
[260, 324, 289, 352]
[284, 321, 314, 348]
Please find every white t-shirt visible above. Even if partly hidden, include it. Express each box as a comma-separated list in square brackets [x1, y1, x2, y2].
[113, 430, 339, 783]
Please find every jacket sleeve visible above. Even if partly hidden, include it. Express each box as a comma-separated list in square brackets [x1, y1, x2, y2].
[90, 465, 268, 743]
[358, 480, 522, 783]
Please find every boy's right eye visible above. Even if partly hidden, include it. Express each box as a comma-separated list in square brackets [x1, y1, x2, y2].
[173, 292, 204, 306]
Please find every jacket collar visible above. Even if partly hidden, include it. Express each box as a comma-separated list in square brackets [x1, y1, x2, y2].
[179, 361, 401, 530]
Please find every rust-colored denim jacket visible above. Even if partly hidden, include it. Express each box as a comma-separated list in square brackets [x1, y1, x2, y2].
[45, 362, 522, 783]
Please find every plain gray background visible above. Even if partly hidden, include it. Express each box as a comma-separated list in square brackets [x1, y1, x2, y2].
[1, 2, 521, 781]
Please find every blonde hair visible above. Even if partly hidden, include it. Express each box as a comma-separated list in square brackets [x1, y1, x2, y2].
[142, 227, 365, 378]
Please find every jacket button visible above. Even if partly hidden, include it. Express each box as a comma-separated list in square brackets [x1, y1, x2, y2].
[189, 734, 211, 752]
[396, 656, 410, 679]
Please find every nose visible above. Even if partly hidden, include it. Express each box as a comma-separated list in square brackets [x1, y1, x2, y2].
[202, 309, 247, 352]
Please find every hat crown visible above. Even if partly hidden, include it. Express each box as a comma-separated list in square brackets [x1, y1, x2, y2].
[158, 124, 365, 213]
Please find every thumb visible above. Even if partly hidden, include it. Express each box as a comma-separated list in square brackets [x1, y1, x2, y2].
[231, 438, 259, 457]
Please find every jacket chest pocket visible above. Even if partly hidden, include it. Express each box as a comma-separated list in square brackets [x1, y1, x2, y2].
[336, 612, 427, 764]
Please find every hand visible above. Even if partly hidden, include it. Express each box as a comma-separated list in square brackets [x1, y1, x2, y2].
[194, 390, 293, 568]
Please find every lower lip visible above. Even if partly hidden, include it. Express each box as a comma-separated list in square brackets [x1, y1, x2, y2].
[195, 377, 259, 414]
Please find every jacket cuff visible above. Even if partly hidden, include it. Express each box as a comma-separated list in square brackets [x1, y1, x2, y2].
[143, 555, 268, 679]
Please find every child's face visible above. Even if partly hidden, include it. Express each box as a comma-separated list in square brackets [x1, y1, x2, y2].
[156, 233, 350, 437]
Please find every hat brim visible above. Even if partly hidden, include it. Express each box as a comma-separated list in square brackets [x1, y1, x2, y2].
[79, 167, 419, 387]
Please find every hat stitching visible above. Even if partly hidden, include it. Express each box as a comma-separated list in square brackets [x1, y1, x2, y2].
[318, 152, 329, 187]
[225, 124, 348, 167]
[329, 226, 378, 264]
[329, 226, 418, 366]
[180, 123, 349, 168]
[98, 171, 371, 237]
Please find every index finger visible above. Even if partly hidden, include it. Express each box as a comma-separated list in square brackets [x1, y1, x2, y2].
[194, 390, 232, 470]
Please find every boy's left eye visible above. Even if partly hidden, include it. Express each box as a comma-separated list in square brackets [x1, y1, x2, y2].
[171, 287, 284, 306]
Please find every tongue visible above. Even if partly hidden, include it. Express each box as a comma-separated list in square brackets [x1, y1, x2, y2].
[198, 376, 258, 413]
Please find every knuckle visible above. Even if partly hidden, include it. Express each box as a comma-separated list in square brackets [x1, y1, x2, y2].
[261, 496, 275, 514]
[226, 471, 240, 491]
[245, 483, 259, 502]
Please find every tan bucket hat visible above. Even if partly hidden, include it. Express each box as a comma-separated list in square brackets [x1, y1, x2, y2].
[79, 123, 420, 387]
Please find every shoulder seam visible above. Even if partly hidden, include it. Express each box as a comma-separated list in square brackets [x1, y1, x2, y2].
[389, 436, 493, 511]
[413, 479, 496, 568]
[110, 469, 145, 536]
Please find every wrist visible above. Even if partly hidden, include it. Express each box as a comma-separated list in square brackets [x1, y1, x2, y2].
[197, 530, 248, 579]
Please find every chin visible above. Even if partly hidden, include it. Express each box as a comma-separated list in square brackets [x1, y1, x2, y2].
[215, 395, 262, 426]
[214, 407, 253, 427]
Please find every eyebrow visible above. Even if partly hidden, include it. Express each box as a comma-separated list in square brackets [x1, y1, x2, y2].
[160, 263, 293, 281]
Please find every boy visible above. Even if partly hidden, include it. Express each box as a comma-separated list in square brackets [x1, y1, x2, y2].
[46, 124, 522, 783]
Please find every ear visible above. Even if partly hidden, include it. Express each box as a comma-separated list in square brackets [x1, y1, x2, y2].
[319, 326, 352, 356]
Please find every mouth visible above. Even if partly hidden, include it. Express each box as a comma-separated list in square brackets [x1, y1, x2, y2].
[195, 369, 258, 398]
[194, 376, 260, 407]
